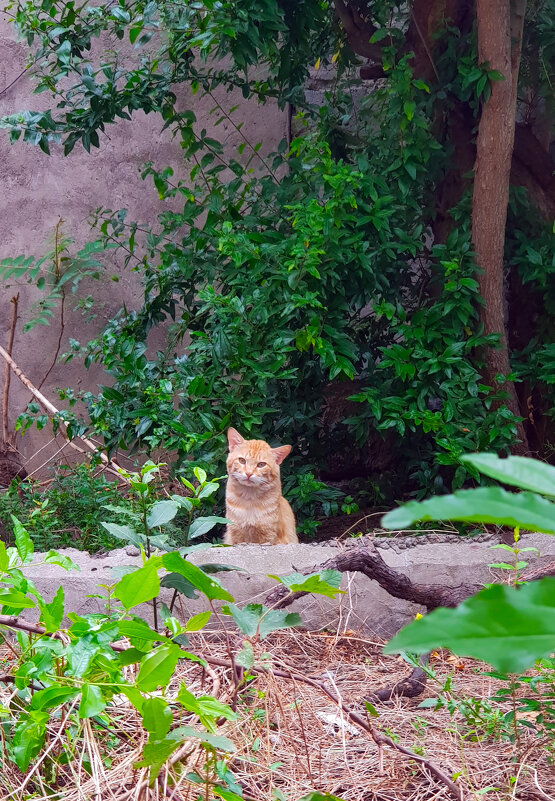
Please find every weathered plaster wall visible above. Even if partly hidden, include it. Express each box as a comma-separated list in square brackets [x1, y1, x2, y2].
[0, 16, 287, 475]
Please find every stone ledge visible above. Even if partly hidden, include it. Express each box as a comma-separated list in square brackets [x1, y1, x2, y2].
[18, 532, 555, 638]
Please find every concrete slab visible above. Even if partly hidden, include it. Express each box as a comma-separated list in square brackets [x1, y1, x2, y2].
[17, 532, 555, 638]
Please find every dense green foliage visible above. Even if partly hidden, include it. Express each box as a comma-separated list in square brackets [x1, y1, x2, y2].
[1, 0, 553, 508]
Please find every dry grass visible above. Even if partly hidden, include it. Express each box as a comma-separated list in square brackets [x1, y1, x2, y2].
[1, 628, 554, 801]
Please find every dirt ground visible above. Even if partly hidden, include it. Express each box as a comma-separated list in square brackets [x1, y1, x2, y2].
[1, 627, 553, 801]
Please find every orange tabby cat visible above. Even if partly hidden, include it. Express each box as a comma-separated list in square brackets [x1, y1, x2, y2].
[224, 428, 298, 545]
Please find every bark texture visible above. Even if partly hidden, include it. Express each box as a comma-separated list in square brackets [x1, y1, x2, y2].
[471, 0, 529, 450]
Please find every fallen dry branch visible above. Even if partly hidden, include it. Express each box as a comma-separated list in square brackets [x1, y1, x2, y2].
[264, 544, 555, 701]
[265, 543, 555, 611]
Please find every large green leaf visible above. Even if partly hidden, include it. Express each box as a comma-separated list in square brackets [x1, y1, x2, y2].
[381, 486, 555, 534]
[136, 644, 181, 692]
[188, 516, 230, 540]
[162, 552, 234, 601]
[385, 578, 555, 673]
[462, 454, 555, 499]
[114, 559, 161, 610]
[147, 500, 179, 529]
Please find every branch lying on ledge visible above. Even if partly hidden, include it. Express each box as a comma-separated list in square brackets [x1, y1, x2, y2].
[264, 542, 484, 610]
[264, 544, 555, 701]
[265, 543, 555, 611]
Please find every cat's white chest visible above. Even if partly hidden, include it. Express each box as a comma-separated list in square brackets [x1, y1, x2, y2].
[229, 503, 268, 524]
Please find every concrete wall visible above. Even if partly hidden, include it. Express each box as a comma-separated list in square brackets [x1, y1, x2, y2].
[0, 15, 287, 475]
[20, 533, 555, 639]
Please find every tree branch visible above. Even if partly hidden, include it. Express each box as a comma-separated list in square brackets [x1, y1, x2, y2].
[0, 344, 125, 479]
[2, 294, 19, 445]
[332, 0, 383, 60]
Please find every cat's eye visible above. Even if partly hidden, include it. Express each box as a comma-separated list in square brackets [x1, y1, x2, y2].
[237, 457, 246, 465]
[257, 462, 266, 468]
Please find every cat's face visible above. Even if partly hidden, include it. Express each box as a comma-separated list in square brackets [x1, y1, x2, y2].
[226, 428, 291, 489]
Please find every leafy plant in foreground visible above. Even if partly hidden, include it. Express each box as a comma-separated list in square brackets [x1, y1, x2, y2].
[0, 511, 344, 793]
[383, 453, 555, 751]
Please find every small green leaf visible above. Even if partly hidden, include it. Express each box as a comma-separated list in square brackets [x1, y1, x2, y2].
[136, 644, 181, 692]
[272, 570, 344, 598]
[43, 551, 81, 571]
[160, 572, 198, 598]
[364, 700, 379, 718]
[101, 521, 143, 546]
[0, 590, 35, 610]
[117, 619, 169, 647]
[11, 516, 34, 562]
[30, 686, 79, 711]
[12, 710, 49, 771]
[403, 100, 416, 121]
[162, 552, 234, 601]
[147, 500, 179, 529]
[175, 725, 236, 752]
[235, 641, 254, 669]
[79, 684, 106, 718]
[134, 732, 183, 783]
[199, 563, 245, 574]
[39, 586, 64, 632]
[188, 516, 230, 540]
[185, 611, 212, 631]
[141, 697, 173, 739]
[222, 603, 302, 640]
[114, 560, 161, 610]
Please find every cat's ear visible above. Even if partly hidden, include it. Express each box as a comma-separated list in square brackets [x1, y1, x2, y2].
[227, 428, 245, 451]
[272, 445, 291, 465]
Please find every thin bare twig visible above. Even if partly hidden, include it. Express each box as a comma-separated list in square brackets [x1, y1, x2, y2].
[0, 343, 125, 479]
[2, 293, 19, 444]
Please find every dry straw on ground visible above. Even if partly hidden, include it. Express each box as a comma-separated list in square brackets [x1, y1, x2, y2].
[1, 626, 553, 801]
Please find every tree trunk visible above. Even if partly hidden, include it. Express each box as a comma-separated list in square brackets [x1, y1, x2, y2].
[471, 0, 529, 452]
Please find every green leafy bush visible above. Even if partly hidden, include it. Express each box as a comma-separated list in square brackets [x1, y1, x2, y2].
[0, 508, 343, 793]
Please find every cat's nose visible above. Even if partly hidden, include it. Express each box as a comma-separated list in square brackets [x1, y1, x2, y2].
[245, 472, 253, 479]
